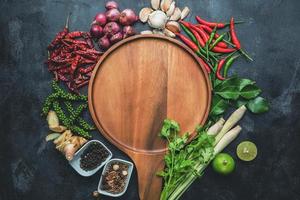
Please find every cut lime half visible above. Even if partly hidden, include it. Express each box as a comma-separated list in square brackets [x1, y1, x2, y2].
[236, 141, 257, 161]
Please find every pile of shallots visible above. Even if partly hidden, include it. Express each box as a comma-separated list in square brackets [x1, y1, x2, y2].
[90, 1, 138, 50]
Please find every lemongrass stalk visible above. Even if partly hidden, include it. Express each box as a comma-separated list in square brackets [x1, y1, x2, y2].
[214, 105, 246, 145]
[207, 118, 225, 136]
[214, 125, 242, 155]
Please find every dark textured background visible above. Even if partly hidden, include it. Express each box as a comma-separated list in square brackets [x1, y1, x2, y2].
[1, 0, 300, 200]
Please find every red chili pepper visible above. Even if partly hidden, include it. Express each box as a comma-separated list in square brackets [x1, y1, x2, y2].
[211, 46, 236, 53]
[78, 64, 96, 74]
[199, 58, 211, 73]
[180, 20, 192, 28]
[82, 32, 94, 49]
[230, 17, 241, 50]
[63, 38, 88, 45]
[175, 33, 198, 52]
[190, 28, 205, 47]
[65, 31, 85, 39]
[216, 59, 226, 80]
[70, 55, 81, 77]
[191, 25, 209, 43]
[196, 16, 225, 28]
[196, 24, 227, 48]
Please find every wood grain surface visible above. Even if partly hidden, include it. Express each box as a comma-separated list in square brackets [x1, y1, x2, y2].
[88, 35, 211, 200]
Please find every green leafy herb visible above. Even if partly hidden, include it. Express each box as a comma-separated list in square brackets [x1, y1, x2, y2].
[158, 119, 214, 200]
[240, 85, 261, 99]
[209, 95, 229, 116]
[246, 96, 269, 113]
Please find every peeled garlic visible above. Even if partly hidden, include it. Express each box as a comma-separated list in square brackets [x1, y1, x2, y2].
[164, 28, 176, 37]
[140, 30, 153, 34]
[153, 29, 165, 35]
[47, 110, 59, 129]
[160, 0, 172, 12]
[181, 6, 190, 20]
[169, 7, 181, 21]
[166, 21, 180, 33]
[166, 1, 176, 17]
[151, 0, 160, 10]
[139, 7, 153, 23]
[148, 10, 168, 29]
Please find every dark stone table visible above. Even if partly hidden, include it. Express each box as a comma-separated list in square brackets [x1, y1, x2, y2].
[1, 0, 299, 199]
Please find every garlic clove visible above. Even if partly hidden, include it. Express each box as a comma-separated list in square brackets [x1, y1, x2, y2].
[50, 125, 67, 133]
[164, 28, 176, 37]
[47, 110, 59, 129]
[151, 0, 160, 10]
[148, 10, 168, 29]
[140, 30, 153, 34]
[181, 6, 190, 20]
[45, 133, 61, 142]
[166, 1, 176, 17]
[169, 7, 181, 21]
[153, 29, 165, 35]
[160, 0, 173, 12]
[165, 21, 180, 33]
[139, 7, 153, 23]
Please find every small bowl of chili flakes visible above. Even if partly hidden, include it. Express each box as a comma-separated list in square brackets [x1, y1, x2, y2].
[98, 158, 134, 197]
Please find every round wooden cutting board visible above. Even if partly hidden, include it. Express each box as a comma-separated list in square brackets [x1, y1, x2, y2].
[88, 35, 211, 200]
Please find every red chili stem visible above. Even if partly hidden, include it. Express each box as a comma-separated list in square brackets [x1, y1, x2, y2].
[230, 17, 241, 50]
[216, 59, 226, 80]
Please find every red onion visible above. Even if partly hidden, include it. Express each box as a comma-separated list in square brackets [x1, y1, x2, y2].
[103, 22, 121, 37]
[119, 9, 138, 26]
[105, 8, 120, 22]
[90, 24, 103, 39]
[98, 36, 111, 50]
[110, 32, 123, 44]
[105, 1, 118, 10]
[93, 13, 107, 26]
[123, 26, 136, 38]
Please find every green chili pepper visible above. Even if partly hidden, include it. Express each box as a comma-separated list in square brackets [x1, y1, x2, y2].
[223, 55, 240, 77]
[180, 24, 197, 44]
[210, 33, 226, 50]
[205, 26, 217, 59]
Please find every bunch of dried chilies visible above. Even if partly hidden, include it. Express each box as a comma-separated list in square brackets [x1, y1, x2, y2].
[47, 14, 102, 93]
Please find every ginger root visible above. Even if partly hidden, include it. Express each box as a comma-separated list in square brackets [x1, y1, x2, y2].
[54, 130, 87, 160]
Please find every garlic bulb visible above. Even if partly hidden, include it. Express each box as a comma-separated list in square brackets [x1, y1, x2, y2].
[148, 10, 168, 29]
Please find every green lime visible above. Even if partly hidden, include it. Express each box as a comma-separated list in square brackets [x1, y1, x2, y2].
[236, 141, 257, 161]
[212, 153, 235, 175]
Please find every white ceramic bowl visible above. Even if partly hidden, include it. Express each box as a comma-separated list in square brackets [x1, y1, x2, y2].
[69, 140, 112, 177]
[98, 158, 134, 197]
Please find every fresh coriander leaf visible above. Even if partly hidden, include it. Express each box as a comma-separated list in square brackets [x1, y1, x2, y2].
[156, 171, 167, 177]
[247, 96, 269, 113]
[240, 85, 262, 99]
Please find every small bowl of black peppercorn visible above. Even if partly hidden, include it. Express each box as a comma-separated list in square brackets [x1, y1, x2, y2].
[69, 140, 112, 177]
[98, 158, 134, 197]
